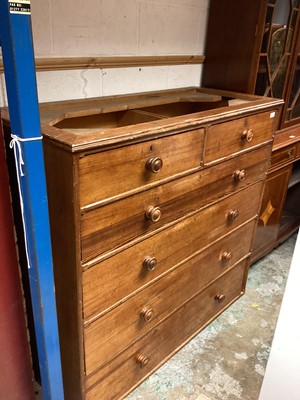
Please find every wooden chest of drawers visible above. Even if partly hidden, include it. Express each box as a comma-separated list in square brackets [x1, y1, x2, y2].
[39, 87, 282, 400]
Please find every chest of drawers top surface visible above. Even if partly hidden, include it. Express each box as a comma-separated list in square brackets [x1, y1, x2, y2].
[38, 87, 282, 153]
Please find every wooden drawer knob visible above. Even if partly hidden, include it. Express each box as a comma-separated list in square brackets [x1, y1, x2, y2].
[221, 251, 232, 262]
[287, 150, 293, 158]
[233, 169, 246, 182]
[136, 354, 149, 369]
[146, 157, 163, 173]
[241, 129, 253, 142]
[215, 293, 226, 303]
[145, 206, 161, 222]
[228, 209, 239, 222]
[140, 307, 154, 322]
[143, 256, 157, 271]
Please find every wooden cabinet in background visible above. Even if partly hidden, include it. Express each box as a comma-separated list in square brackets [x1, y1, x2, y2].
[203, 0, 300, 261]
[252, 127, 300, 261]
[273, 130, 300, 241]
[252, 164, 291, 261]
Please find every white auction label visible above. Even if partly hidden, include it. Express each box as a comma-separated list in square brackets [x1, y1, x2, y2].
[9, 0, 31, 15]
[270, 111, 276, 119]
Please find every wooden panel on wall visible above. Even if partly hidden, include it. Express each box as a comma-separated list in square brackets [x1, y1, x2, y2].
[0, 55, 205, 73]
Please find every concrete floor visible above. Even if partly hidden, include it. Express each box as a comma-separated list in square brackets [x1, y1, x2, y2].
[126, 233, 297, 400]
[35, 233, 297, 400]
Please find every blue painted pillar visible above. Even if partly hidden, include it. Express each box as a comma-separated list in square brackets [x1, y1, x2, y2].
[0, 1, 64, 399]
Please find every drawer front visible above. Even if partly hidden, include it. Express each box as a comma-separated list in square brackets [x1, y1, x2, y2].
[81, 145, 271, 262]
[79, 129, 204, 208]
[82, 181, 263, 318]
[271, 144, 296, 169]
[204, 110, 277, 164]
[84, 260, 248, 398]
[84, 220, 256, 374]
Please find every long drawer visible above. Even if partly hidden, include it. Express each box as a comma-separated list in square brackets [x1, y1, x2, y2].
[204, 110, 277, 164]
[82, 181, 263, 318]
[79, 128, 204, 209]
[270, 144, 296, 170]
[84, 220, 256, 374]
[81, 145, 271, 262]
[84, 260, 248, 399]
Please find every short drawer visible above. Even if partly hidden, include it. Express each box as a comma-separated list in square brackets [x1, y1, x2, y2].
[84, 260, 248, 398]
[79, 129, 204, 208]
[82, 180, 263, 319]
[271, 144, 297, 170]
[204, 110, 277, 164]
[83, 220, 255, 374]
[81, 145, 271, 262]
